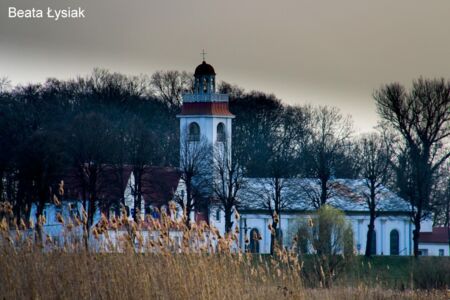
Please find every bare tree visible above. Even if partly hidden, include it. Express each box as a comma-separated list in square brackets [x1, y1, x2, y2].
[217, 81, 245, 99]
[431, 164, 450, 253]
[0, 77, 11, 94]
[68, 112, 114, 228]
[125, 117, 159, 221]
[91, 68, 149, 104]
[150, 71, 193, 109]
[228, 91, 284, 177]
[176, 126, 212, 227]
[212, 137, 245, 234]
[374, 78, 450, 257]
[434, 164, 450, 227]
[356, 133, 392, 257]
[303, 106, 353, 208]
[251, 105, 310, 253]
[442, 177, 450, 254]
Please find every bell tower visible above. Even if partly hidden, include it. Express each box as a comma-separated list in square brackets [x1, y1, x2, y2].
[176, 57, 234, 223]
[177, 59, 234, 163]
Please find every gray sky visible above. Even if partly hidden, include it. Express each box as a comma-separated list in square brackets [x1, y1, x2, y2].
[2, 0, 450, 132]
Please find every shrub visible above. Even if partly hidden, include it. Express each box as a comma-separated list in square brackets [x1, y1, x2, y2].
[293, 205, 354, 287]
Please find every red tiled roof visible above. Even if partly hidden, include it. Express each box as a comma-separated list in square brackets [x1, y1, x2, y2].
[61, 165, 180, 208]
[141, 166, 181, 207]
[419, 227, 450, 244]
[62, 165, 133, 202]
[179, 102, 234, 116]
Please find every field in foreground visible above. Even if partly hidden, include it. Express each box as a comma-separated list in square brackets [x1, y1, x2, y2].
[0, 204, 448, 299]
[0, 250, 448, 300]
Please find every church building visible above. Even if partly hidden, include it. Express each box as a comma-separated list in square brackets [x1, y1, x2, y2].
[177, 59, 434, 256]
[30, 59, 442, 256]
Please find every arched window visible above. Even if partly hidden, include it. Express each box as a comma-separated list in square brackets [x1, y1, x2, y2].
[195, 78, 200, 93]
[390, 229, 399, 255]
[203, 78, 208, 93]
[188, 122, 200, 141]
[249, 228, 260, 253]
[216, 123, 226, 142]
[370, 230, 376, 255]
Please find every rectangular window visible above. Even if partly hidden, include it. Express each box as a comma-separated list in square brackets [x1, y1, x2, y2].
[439, 249, 444, 256]
[216, 210, 220, 221]
[418, 249, 428, 256]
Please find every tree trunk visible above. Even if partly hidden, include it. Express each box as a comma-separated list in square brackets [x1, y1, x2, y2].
[413, 215, 421, 257]
[35, 197, 45, 247]
[88, 164, 100, 228]
[365, 182, 377, 257]
[184, 176, 193, 228]
[185, 204, 192, 228]
[14, 178, 27, 224]
[270, 218, 277, 255]
[365, 218, 375, 257]
[224, 207, 233, 234]
[133, 169, 142, 222]
[320, 178, 328, 206]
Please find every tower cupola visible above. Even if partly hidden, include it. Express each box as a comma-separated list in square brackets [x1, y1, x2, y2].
[194, 61, 216, 94]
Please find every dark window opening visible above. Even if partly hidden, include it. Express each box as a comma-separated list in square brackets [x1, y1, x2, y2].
[188, 122, 200, 141]
[203, 78, 208, 93]
[217, 122, 226, 142]
[390, 229, 399, 255]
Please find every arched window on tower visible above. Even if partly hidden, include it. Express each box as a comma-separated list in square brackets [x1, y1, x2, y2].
[217, 122, 226, 142]
[188, 122, 200, 142]
[196, 78, 200, 93]
[390, 229, 399, 255]
[203, 78, 208, 93]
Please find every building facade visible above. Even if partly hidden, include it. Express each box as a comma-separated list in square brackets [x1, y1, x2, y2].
[27, 59, 447, 256]
[177, 60, 442, 256]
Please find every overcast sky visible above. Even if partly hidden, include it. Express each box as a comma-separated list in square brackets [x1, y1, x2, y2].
[2, 0, 450, 132]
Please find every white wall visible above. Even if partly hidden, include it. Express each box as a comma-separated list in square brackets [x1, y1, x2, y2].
[233, 212, 414, 255]
[418, 243, 448, 256]
[349, 215, 412, 255]
[179, 116, 232, 147]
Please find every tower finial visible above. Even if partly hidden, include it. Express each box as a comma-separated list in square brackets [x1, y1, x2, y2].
[201, 49, 207, 61]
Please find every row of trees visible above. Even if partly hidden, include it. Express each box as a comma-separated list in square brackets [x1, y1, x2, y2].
[208, 79, 450, 257]
[0, 70, 178, 229]
[1, 69, 449, 256]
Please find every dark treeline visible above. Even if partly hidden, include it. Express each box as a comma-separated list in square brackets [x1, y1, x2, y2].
[0, 69, 178, 227]
[0, 70, 449, 256]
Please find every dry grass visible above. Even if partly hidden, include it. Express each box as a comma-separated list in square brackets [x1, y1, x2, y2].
[0, 202, 447, 299]
[0, 250, 447, 300]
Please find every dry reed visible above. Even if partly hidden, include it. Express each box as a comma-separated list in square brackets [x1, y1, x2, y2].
[0, 201, 447, 299]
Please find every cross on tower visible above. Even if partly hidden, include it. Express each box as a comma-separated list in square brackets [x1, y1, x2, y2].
[201, 49, 207, 61]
